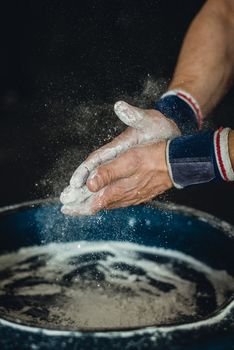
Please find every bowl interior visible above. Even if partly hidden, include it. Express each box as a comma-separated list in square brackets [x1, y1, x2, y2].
[0, 201, 233, 332]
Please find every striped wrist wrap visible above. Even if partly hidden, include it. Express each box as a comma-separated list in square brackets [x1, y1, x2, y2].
[155, 89, 202, 134]
[167, 127, 234, 189]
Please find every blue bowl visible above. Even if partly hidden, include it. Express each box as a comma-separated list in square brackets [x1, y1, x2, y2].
[0, 199, 233, 350]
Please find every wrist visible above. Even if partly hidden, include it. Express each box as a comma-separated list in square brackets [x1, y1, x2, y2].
[166, 128, 234, 189]
[154, 89, 202, 135]
[168, 79, 203, 112]
[151, 141, 173, 189]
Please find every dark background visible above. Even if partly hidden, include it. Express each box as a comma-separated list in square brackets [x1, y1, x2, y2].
[0, 0, 233, 224]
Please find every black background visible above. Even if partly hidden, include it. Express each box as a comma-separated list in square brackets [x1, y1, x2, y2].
[0, 0, 233, 224]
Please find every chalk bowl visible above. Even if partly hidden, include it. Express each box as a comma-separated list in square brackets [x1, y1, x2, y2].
[0, 200, 233, 350]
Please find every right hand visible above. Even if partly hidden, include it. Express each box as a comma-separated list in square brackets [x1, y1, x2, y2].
[60, 100, 181, 215]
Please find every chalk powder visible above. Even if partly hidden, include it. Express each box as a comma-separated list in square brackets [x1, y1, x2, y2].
[0, 241, 233, 331]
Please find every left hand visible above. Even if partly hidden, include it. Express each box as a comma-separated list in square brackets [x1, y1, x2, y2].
[62, 141, 172, 215]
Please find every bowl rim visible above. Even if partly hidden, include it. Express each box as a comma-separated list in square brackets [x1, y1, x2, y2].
[0, 197, 233, 236]
[0, 198, 233, 337]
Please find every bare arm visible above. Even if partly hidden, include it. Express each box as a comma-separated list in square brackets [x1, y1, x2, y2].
[169, 0, 234, 116]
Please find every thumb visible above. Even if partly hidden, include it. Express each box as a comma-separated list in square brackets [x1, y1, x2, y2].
[114, 100, 155, 130]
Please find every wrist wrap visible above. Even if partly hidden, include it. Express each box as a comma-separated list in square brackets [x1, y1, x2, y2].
[167, 127, 234, 188]
[155, 89, 202, 135]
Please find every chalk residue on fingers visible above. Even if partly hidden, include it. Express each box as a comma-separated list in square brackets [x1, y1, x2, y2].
[70, 147, 120, 189]
[114, 100, 180, 140]
[61, 192, 95, 216]
[69, 101, 176, 192]
[61, 180, 106, 216]
[60, 99, 181, 216]
[70, 165, 90, 189]
[60, 185, 93, 205]
[114, 101, 154, 130]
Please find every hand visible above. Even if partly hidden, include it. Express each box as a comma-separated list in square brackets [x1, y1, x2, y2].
[62, 141, 172, 215]
[60, 101, 179, 215]
[70, 101, 180, 188]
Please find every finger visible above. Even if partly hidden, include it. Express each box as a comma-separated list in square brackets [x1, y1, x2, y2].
[91, 179, 137, 212]
[61, 193, 96, 216]
[70, 155, 103, 188]
[69, 130, 138, 189]
[60, 184, 93, 205]
[60, 185, 78, 204]
[106, 191, 161, 210]
[87, 149, 139, 192]
[61, 186, 106, 216]
[94, 185, 165, 212]
[70, 165, 90, 188]
[70, 149, 117, 188]
[114, 100, 156, 130]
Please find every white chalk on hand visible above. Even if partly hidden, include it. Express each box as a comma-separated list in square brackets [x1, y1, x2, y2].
[60, 100, 180, 215]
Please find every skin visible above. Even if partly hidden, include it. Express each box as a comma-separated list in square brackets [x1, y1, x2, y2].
[169, 0, 234, 115]
[87, 130, 234, 213]
[61, 0, 234, 215]
[88, 142, 172, 212]
[68, 102, 179, 190]
[60, 102, 180, 215]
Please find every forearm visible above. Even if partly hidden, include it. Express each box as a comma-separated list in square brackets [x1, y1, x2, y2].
[169, 0, 234, 116]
